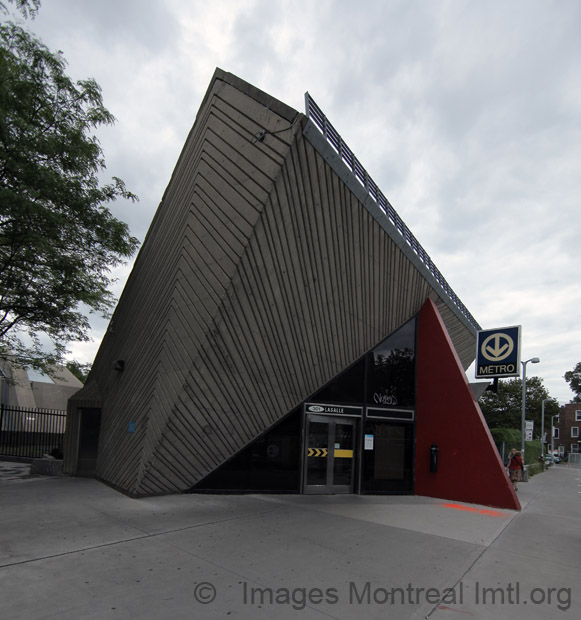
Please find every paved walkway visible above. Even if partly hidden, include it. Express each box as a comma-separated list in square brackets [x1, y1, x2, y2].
[0, 459, 43, 482]
[0, 463, 578, 619]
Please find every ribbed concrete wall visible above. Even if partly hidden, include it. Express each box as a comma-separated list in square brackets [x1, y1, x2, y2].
[67, 69, 477, 496]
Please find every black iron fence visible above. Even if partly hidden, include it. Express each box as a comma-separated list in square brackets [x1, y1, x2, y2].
[0, 404, 66, 459]
[305, 93, 480, 332]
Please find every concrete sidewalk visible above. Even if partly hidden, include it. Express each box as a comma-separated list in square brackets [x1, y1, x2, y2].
[0, 459, 43, 482]
[0, 464, 578, 619]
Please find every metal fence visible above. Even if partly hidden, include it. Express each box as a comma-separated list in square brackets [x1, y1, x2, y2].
[0, 404, 66, 459]
[568, 453, 581, 469]
[305, 93, 480, 332]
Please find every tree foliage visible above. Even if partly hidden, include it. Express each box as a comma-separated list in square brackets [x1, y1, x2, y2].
[564, 362, 581, 403]
[0, 0, 40, 19]
[66, 360, 91, 384]
[489, 429, 542, 465]
[479, 376, 559, 437]
[0, 21, 138, 368]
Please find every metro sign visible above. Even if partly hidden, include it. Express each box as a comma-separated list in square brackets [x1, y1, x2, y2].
[476, 326, 521, 378]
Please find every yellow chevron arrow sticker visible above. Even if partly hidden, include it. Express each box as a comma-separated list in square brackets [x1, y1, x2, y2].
[307, 448, 328, 457]
[334, 449, 354, 458]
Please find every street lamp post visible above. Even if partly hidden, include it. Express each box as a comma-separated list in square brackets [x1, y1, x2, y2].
[541, 398, 549, 457]
[551, 414, 558, 457]
[521, 357, 540, 460]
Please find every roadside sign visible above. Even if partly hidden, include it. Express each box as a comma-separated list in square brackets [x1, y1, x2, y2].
[476, 326, 521, 378]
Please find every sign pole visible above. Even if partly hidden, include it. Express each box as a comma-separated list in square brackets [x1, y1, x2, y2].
[541, 399, 548, 457]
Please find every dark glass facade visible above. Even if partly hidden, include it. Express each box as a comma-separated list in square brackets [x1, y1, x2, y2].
[191, 318, 416, 494]
[366, 318, 416, 408]
[192, 407, 302, 492]
[310, 358, 365, 405]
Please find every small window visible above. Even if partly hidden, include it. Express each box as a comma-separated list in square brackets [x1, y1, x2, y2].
[572, 427, 579, 438]
[26, 367, 55, 384]
[553, 428, 559, 439]
[576, 410, 581, 421]
[571, 444, 579, 453]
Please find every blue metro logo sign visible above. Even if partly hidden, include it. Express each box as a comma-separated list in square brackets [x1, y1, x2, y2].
[476, 326, 521, 378]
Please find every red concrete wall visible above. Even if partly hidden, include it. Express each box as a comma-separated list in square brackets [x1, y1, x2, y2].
[415, 299, 520, 511]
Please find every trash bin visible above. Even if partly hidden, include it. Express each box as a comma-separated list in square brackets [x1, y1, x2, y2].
[522, 467, 528, 483]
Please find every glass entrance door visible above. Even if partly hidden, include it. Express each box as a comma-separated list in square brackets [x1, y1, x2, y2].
[303, 415, 357, 494]
[361, 420, 414, 493]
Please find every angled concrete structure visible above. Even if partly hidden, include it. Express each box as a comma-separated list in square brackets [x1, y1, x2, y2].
[64, 69, 518, 509]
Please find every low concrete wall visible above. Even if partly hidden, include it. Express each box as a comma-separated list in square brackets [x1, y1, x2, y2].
[30, 458, 64, 476]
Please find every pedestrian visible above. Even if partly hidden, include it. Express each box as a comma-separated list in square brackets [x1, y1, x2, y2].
[508, 449, 524, 491]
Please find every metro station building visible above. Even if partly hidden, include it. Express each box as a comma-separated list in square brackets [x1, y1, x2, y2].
[64, 69, 519, 510]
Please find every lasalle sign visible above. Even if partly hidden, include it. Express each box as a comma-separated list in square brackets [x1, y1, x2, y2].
[475, 325, 521, 378]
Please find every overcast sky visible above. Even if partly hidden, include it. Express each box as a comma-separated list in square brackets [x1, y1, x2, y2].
[9, 0, 580, 404]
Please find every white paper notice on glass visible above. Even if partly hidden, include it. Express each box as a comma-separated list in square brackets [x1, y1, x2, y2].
[364, 434, 374, 450]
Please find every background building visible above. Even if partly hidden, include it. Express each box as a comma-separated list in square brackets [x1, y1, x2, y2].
[64, 69, 519, 510]
[0, 358, 82, 411]
[553, 403, 581, 457]
[0, 360, 81, 458]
